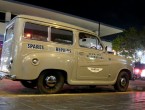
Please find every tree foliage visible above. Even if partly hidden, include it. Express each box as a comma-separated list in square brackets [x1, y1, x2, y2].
[112, 27, 145, 58]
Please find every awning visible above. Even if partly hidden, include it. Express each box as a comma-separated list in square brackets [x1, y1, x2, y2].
[0, 1, 123, 37]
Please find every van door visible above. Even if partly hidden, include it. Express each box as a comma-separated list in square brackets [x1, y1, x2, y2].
[77, 33, 110, 80]
[1, 24, 14, 73]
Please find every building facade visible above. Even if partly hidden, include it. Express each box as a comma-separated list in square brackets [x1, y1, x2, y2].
[0, 1, 123, 55]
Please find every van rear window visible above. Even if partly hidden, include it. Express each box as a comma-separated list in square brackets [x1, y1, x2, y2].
[5, 25, 14, 41]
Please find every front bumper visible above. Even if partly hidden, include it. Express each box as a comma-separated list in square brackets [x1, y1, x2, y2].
[0, 71, 16, 80]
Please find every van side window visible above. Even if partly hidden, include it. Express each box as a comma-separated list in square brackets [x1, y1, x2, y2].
[24, 23, 48, 42]
[51, 27, 73, 45]
[79, 33, 103, 50]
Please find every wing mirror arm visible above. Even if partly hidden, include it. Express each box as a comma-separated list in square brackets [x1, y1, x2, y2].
[104, 46, 108, 53]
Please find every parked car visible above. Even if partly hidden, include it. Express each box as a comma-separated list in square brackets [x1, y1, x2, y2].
[133, 62, 145, 80]
[0, 15, 133, 94]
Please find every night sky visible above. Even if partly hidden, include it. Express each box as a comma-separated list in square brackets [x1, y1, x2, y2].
[13, 0, 145, 29]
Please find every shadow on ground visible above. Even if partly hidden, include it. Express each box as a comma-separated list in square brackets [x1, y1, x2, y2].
[0, 79, 145, 95]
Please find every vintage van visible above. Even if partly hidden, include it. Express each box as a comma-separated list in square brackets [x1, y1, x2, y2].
[0, 15, 133, 94]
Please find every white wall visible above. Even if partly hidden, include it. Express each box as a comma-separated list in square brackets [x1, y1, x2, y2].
[102, 41, 112, 52]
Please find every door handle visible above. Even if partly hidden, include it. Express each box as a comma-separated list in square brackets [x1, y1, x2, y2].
[108, 58, 111, 60]
[79, 52, 84, 55]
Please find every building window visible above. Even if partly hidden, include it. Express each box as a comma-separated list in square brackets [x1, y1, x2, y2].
[11, 14, 17, 19]
[0, 12, 5, 22]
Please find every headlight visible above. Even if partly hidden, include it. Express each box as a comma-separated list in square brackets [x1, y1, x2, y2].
[134, 68, 140, 75]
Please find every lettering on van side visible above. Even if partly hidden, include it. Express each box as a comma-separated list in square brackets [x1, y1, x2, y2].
[87, 53, 102, 59]
[27, 44, 44, 50]
[56, 47, 71, 53]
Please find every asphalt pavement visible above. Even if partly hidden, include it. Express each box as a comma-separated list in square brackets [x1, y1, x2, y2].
[0, 79, 145, 110]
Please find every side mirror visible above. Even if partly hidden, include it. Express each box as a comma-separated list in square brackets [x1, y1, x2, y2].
[105, 46, 114, 54]
[82, 38, 86, 42]
[105, 46, 108, 52]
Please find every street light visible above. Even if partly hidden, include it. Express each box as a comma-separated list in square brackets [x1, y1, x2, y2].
[137, 51, 142, 56]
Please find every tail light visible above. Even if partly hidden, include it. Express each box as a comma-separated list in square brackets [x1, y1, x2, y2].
[141, 69, 145, 77]
[134, 68, 141, 75]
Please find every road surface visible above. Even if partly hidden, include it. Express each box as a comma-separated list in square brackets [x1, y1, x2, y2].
[0, 79, 145, 110]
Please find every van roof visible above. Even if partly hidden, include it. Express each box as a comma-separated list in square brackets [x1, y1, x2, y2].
[16, 15, 97, 35]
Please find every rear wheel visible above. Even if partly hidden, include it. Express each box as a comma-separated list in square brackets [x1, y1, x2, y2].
[37, 71, 64, 94]
[20, 80, 37, 88]
[114, 71, 129, 92]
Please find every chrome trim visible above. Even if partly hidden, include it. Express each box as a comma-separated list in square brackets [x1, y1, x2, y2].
[45, 76, 56, 87]
[121, 78, 127, 87]
[0, 72, 16, 80]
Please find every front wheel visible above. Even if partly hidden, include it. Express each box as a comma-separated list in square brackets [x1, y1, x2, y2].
[114, 71, 129, 92]
[37, 71, 64, 94]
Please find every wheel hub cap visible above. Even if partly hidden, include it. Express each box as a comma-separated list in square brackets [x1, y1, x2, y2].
[121, 78, 126, 87]
[45, 76, 56, 87]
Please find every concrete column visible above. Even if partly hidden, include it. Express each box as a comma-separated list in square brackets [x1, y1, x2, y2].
[95, 31, 99, 36]
[5, 12, 11, 22]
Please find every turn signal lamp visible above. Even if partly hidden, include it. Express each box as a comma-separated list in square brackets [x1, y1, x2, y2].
[134, 68, 140, 75]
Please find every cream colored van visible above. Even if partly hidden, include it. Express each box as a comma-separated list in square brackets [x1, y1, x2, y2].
[0, 15, 133, 94]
